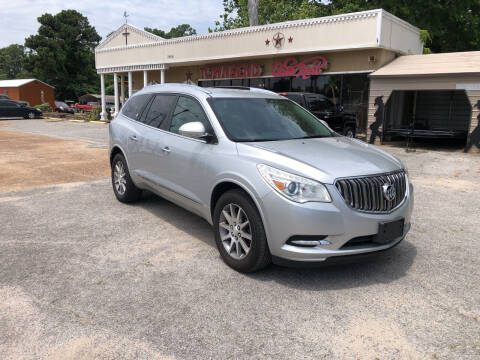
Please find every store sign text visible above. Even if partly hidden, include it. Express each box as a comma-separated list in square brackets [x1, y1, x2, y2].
[272, 56, 328, 79]
[200, 63, 263, 79]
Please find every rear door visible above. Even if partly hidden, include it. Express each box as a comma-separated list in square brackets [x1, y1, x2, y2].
[0, 101, 8, 117]
[133, 93, 178, 191]
[121, 94, 154, 175]
[0, 101, 21, 117]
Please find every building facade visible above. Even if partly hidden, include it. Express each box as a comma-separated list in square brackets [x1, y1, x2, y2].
[95, 9, 422, 134]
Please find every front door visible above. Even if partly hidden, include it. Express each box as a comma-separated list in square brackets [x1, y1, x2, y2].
[159, 95, 218, 213]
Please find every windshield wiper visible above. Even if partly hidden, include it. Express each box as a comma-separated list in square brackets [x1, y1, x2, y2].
[293, 135, 330, 140]
[236, 138, 280, 142]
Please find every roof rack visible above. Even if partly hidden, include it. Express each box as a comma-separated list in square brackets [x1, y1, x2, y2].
[212, 86, 251, 90]
[211, 86, 277, 95]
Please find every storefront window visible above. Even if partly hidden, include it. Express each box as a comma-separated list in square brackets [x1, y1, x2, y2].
[231, 79, 247, 87]
[249, 78, 267, 89]
[342, 74, 369, 132]
[312, 75, 342, 105]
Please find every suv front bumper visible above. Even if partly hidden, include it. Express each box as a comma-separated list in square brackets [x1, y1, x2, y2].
[258, 182, 414, 263]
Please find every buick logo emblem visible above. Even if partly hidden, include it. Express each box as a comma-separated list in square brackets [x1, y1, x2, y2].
[382, 183, 396, 201]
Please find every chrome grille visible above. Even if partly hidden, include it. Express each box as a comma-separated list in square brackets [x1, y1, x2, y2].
[335, 170, 407, 213]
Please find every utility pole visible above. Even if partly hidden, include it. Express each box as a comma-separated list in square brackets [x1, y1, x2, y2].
[248, 0, 259, 26]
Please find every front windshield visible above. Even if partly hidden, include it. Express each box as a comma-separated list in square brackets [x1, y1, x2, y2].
[56, 101, 68, 107]
[208, 98, 334, 142]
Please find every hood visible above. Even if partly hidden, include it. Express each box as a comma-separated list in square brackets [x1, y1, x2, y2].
[26, 106, 41, 112]
[240, 137, 403, 182]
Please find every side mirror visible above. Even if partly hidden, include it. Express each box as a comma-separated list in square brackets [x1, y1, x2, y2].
[178, 121, 212, 141]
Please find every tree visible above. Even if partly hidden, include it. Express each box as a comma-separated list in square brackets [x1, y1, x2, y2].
[212, 0, 480, 53]
[144, 24, 197, 39]
[24, 10, 101, 100]
[212, 0, 328, 31]
[0, 44, 30, 79]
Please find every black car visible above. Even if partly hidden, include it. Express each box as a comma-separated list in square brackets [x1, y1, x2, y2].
[0, 100, 42, 119]
[280, 92, 357, 137]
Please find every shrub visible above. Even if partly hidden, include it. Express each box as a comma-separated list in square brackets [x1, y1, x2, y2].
[88, 105, 101, 121]
[34, 103, 52, 112]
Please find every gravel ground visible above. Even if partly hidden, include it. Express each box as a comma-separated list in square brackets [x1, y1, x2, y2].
[0, 120, 479, 359]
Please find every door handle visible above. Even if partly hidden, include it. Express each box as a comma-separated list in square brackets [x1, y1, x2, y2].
[129, 135, 138, 141]
[162, 146, 171, 154]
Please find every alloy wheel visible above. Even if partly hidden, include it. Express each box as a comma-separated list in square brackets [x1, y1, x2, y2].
[113, 160, 127, 195]
[28, 112, 35, 119]
[219, 203, 252, 260]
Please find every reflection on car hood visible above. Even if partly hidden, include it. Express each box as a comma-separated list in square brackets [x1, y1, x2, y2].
[242, 137, 403, 180]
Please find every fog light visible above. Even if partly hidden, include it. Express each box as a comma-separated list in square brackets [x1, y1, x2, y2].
[286, 236, 331, 247]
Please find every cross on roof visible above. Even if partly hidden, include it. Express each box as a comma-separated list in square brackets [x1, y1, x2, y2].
[122, 27, 130, 46]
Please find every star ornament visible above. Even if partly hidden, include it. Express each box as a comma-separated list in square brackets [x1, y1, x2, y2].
[288, 36, 293, 43]
[273, 32, 284, 48]
[265, 39, 270, 45]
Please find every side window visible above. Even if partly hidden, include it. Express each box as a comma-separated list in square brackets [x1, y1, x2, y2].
[143, 94, 177, 128]
[121, 94, 150, 121]
[2, 101, 18, 108]
[169, 96, 211, 135]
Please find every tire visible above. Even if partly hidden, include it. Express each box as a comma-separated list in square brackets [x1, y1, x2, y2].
[213, 189, 271, 273]
[343, 126, 355, 138]
[111, 153, 142, 203]
[25, 112, 35, 119]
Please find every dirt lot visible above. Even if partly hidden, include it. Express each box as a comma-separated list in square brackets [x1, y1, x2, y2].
[0, 131, 109, 193]
[0, 120, 479, 359]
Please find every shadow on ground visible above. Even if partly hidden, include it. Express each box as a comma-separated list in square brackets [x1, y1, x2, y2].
[137, 191, 417, 291]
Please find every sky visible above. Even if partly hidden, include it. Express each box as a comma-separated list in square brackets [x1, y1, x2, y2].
[0, 0, 225, 48]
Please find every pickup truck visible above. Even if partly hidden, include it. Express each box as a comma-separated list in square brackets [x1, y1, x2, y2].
[74, 101, 99, 112]
[280, 92, 357, 137]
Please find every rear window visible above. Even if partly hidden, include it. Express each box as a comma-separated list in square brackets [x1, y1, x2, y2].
[122, 94, 151, 121]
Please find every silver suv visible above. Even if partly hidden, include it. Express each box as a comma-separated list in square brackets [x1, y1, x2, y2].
[109, 84, 413, 272]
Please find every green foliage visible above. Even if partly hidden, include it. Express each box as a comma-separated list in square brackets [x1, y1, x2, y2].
[144, 24, 197, 39]
[34, 103, 52, 112]
[104, 74, 115, 96]
[24, 10, 101, 101]
[212, 0, 328, 31]
[420, 29, 432, 54]
[213, 0, 480, 53]
[0, 44, 30, 79]
[88, 105, 101, 121]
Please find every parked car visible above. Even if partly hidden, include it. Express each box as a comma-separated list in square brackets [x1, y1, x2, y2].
[109, 84, 413, 272]
[0, 99, 42, 119]
[74, 101, 99, 112]
[0, 94, 29, 106]
[55, 101, 74, 114]
[279, 92, 357, 137]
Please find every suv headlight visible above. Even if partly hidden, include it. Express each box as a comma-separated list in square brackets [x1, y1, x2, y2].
[257, 164, 331, 203]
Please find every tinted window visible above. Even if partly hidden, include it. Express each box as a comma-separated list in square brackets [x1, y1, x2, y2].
[143, 94, 176, 128]
[170, 96, 210, 134]
[208, 98, 333, 142]
[286, 94, 304, 106]
[121, 94, 150, 121]
[307, 96, 334, 111]
[0, 101, 18, 108]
